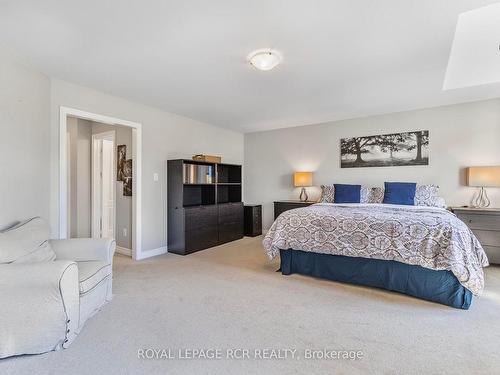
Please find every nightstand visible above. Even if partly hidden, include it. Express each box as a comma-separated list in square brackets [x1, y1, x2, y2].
[274, 200, 316, 220]
[244, 204, 262, 237]
[450, 207, 500, 264]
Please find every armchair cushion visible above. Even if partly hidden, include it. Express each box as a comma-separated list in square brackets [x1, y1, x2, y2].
[0, 260, 79, 358]
[77, 260, 112, 294]
[0, 217, 56, 264]
[50, 238, 115, 264]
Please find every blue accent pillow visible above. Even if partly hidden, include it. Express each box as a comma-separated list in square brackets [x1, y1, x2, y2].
[334, 184, 361, 203]
[383, 182, 417, 205]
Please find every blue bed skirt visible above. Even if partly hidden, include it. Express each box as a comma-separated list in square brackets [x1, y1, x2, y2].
[279, 249, 473, 309]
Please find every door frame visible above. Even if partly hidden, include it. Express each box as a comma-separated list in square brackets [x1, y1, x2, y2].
[59, 106, 143, 260]
[91, 130, 116, 240]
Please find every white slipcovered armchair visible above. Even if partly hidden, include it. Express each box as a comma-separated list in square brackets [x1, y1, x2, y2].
[0, 218, 116, 358]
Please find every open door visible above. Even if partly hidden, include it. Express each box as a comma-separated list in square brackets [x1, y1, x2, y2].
[92, 131, 116, 239]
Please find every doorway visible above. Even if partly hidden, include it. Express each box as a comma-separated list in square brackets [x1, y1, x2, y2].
[92, 131, 116, 240]
[59, 107, 143, 260]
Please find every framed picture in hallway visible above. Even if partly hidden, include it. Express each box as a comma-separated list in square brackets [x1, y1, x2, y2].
[117, 145, 127, 181]
[123, 177, 132, 196]
[340, 130, 429, 168]
[122, 159, 133, 196]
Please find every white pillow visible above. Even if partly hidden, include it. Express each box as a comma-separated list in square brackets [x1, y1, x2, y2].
[0, 217, 56, 264]
[360, 187, 384, 204]
[318, 185, 335, 203]
[414, 185, 443, 207]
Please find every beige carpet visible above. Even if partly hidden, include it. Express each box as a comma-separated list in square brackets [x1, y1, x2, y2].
[2, 236, 500, 374]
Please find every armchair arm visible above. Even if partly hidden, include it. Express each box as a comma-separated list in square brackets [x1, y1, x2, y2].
[49, 238, 116, 264]
[0, 260, 79, 358]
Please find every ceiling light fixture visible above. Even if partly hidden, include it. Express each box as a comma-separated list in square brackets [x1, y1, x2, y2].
[247, 49, 282, 71]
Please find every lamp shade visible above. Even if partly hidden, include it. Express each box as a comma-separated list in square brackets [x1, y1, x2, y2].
[467, 166, 500, 187]
[294, 172, 313, 187]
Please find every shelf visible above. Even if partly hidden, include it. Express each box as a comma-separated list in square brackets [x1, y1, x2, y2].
[183, 203, 215, 208]
[183, 183, 216, 186]
[217, 184, 242, 204]
[216, 183, 241, 185]
[216, 164, 242, 184]
[182, 159, 216, 166]
[183, 184, 215, 206]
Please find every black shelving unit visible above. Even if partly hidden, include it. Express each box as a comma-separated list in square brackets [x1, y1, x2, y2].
[168, 159, 243, 255]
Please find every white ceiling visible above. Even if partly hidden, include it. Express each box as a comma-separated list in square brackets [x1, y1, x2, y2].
[1, 0, 500, 133]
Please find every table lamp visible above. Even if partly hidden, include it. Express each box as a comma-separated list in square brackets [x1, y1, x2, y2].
[467, 166, 500, 208]
[294, 172, 313, 202]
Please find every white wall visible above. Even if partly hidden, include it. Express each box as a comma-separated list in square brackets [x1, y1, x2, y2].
[67, 117, 93, 238]
[50, 78, 244, 254]
[0, 48, 51, 230]
[244, 99, 500, 230]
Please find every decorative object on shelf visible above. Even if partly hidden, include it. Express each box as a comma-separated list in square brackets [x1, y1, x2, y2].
[341, 130, 429, 168]
[183, 163, 214, 184]
[192, 154, 221, 163]
[117, 145, 126, 181]
[294, 172, 313, 202]
[467, 166, 500, 208]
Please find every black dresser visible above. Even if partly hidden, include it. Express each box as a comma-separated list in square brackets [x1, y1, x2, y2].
[167, 159, 243, 255]
[274, 200, 316, 220]
[244, 205, 262, 237]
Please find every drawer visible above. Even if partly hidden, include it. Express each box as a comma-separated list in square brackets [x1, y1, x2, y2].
[252, 209, 262, 220]
[253, 218, 262, 230]
[218, 202, 243, 221]
[456, 213, 500, 231]
[185, 226, 218, 253]
[184, 205, 217, 231]
[472, 230, 500, 247]
[219, 222, 243, 244]
[483, 245, 500, 264]
[274, 205, 301, 219]
[219, 203, 243, 225]
[274, 202, 314, 220]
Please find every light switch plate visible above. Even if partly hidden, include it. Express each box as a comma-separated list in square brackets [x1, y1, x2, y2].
[153, 173, 159, 182]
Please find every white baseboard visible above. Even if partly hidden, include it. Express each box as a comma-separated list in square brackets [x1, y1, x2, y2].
[136, 246, 168, 260]
[115, 246, 132, 257]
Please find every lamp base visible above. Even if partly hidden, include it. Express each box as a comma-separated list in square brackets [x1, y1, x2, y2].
[473, 187, 491, 208]
[299, 187, 309, 202]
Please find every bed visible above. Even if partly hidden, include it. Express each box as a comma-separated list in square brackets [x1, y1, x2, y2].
[263, 203, 489, 309]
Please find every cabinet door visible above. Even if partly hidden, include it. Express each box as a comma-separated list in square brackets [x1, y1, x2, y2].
[185, 206, 217, 230]
[184, 206, 218, 253]
[218, 203, 244, 244]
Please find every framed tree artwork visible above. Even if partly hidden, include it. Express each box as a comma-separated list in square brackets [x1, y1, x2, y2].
[340, 130, 429, 168]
